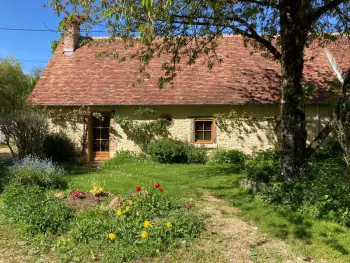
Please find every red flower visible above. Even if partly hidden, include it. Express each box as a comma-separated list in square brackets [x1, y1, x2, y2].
[154, 182, 160, 188]
[159, 188, 164, 193]
[185, 203, 192, 209]
[136, 186, 141, 192]
[71, 189, 85, 199]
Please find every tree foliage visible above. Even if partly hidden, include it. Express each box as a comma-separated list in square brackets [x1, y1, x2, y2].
[0, 58, 47, 157]
[48, 0, 350, 180]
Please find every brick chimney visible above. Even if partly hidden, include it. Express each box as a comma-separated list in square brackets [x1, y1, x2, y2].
[64, 22, 80, 54]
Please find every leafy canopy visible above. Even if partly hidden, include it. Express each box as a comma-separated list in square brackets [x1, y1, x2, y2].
[49, 0, 349, 86]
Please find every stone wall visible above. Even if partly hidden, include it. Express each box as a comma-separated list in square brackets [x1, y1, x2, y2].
[51, 104, 332, 160]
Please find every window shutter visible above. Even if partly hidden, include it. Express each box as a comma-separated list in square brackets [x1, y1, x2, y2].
[190, 119, 194, 143]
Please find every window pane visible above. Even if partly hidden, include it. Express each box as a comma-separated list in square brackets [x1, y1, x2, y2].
[101, 128, 109, 139]
[204, 131, 212, 141]
[102, 117, 110, 127]
[195, 121, 203, 131]
[92, 140, 100, 152]
[195, 131, 203, 141]
[204, 121, 212, 130]
[92, 117, 101, 128]
[93, 128, 100, 139]
[101, 140, 109, 152]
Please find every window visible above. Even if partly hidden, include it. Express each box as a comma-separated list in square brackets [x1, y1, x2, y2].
[91, 116, 110, 152]
[194, 120, 214, 144]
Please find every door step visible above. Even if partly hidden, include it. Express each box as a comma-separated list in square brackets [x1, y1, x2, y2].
[85, 161, 102, 168]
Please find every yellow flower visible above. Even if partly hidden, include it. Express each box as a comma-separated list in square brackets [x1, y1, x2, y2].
[128, 200, 133, 205]
[116, 209, 122, 216]
[143, 220, 151, 228]
[166, 222, 172, 228]
[141, 231, 148, 239]
[156, 249, 160, 253]
[90, 185, 104, 196]
[108, 233, 116, 240]
[125, 206, 130, 212]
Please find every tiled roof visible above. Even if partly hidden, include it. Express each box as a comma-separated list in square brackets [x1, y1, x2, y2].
[29, 36, 350, 106]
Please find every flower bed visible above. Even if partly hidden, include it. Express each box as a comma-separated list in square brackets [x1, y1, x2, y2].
[2, 181, 204, 263]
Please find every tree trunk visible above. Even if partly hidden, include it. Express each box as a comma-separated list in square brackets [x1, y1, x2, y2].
[280, 2, 309, 181]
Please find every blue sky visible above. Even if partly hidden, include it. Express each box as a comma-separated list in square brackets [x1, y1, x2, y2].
[0, 0, 107, 74]
[0, 0, 64, 73]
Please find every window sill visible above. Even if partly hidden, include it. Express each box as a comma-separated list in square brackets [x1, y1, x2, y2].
[191, 143, 218, 149]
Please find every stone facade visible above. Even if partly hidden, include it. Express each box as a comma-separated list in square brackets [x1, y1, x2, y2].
[53, 104, 332, 160]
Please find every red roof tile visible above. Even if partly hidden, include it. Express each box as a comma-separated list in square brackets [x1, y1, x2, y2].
[29, 36, 350, 106]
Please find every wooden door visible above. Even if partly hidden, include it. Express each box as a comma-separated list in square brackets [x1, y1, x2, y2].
[90, 115, 110, 161]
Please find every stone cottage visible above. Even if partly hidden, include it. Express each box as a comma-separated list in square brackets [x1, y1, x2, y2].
[29, 24, 350, 162]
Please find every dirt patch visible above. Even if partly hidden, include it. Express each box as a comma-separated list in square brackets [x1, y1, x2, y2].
[196, 195, 328, 263]
[61, 191, 114, 212]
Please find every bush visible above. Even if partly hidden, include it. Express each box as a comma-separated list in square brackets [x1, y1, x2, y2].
[0, 108, 49, 158]
[147, 139, 207, 164]
[209, 149, 246, 165]
[254, 149, 281, 162]
[245, 159, 279, 183]
[2, 184, 73, 234]
[8, 156, 67, 189]
[44, 133, 77, 163]
[260, 163, 350, 226]
[59, 184, 204, 263]
[103, 150, 154, 167]
[244, 149, 280, 183]
[186, 147, 207, 164]
[310, 139, 343, 163]
[147, 139, 188, 163]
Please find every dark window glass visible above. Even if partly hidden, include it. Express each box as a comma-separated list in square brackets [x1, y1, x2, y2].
[203, 121, 212, 130]
[101, 128, 109, 139]
[93, 128, 100, 139]
[101, 140, 109, 152]
[92, 140, 100, 151]
[195, 121, 203, 131]
[204, 131, 211, 140]
[102, 117, 110, 127]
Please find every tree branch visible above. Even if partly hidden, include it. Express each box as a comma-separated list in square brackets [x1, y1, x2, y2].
[310, 0, 346, 21]
[236, 0, 279, 8]
[168, 14, 282, 60]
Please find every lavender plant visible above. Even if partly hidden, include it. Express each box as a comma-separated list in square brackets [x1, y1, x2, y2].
[8, 156, 67, 189]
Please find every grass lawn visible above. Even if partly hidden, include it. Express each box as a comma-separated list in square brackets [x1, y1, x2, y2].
[65, 162, 350, 262]
[1, 159, 350, 262]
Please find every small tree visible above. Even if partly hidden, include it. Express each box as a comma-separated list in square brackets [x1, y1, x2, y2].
[1, 107, 49, 158]
[114, 108, 170, 152]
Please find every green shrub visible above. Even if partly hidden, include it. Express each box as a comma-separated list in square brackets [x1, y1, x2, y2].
[244, 149, 280, 183]
[310, 139, 343, 163]
[260, 163, 350, 226]
[8, 156, 67, 189]
[245, 159, 279, 183]
[2, 184, 73, 234]
[103, 150, 154, 167]
[209, 149, 246, 165]
[147, 139, 188, 163]
[186, 147, 207, 164]
[254, 149, 281, 162]
[59, 185, 204, 263]
[44, 133, 77, 163]
[147, 139, 207, 164]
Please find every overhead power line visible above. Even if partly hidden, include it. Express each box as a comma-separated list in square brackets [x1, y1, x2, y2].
[0, 27, 105, 33]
